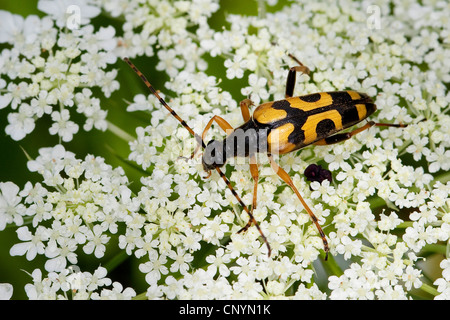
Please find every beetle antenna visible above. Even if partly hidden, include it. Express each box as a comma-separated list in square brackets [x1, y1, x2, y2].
[123, 58, 204, 148]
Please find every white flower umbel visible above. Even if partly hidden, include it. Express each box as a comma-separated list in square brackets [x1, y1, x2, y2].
[0, 8, 115, 142]
[7, 145, 136, 274]
[23, 266, 135, 300]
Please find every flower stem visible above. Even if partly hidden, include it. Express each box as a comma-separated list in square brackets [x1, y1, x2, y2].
[107, 120, 135, 142]
[419, 283, 439, 297]
[421, 244, 447, 256]
[104, 250, 129, 273]
[257, 0, 266, 19]
[435, 171, 450, 184]
[133, 292, 148, 300]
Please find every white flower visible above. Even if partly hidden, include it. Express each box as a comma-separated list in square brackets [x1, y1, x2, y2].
[232, 273, 263, 299]
[294, 283, 326, 300]
[79, 25, 116, 53]
[375, 284, 408, 300]
[140, 253, 169, 285]
[197, 189, 222, 210]
[181, 229, 202, 252]
[187, 205, 211, 226]
[156, 49, 184, 78]
[0, 283, 13, 300]
[377, 212, 402, 231]
[335, 236, 362, 260]
[0, 79, 12, 109]
[10, 226, 47, 260]
[336, 162, 363, 183]
[83, 103, 108, 131]
[406, 137, 430, 161]
[49, 109, 79, 142]
[434, 259, 450, 299]
[44, 56, 68, 82]
[0, 10, 40, 45]
[206, 248, 231, 277]
[241, 74, 269, 105]
[324, 144, 351, 170]
[126, 94, 153, 112]
[426, 146, 450, 173]
[92, 282, 136, 300]
[31, 90, 55, 117]
[37, 0, 101, 28]
[10, 144, 134, 275]
[207, 89, 236, 108]
[310, 179, 335, 203]
[224, 55, 247, 79]
[24, 269, 46, 299]
[162, 276, 184, 300]
[99, 69, 120, 98]
[5, 104, 36, 141]
[0, 182, 25, 230]
[118, 227, 143, 255]
[402, 266, 422, 291]
[83, 224, 110, 258]
[200, 215, 229, 244]
[440, 259, 450, 281]
[131, 30, 157, 57]
[44, 236, 78, 272]
[168, 247, 193, 275]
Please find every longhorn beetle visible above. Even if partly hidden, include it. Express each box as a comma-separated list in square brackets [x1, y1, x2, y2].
[124, 55, 407, 260]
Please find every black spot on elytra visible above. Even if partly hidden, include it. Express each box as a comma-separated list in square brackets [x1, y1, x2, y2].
[271, 99, 291, 110]
[299, 93, 321, 103]
[316, 118, 336, 138]
[341, 105, 360, 124]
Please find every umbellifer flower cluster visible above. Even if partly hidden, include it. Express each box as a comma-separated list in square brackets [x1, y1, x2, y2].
[0, 0, 449, 300]
[0, 2, 114, 141]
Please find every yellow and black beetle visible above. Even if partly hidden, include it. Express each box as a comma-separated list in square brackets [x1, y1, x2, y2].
[124, 55, 406, 260]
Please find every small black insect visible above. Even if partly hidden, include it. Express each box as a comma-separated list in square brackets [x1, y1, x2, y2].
[304, 164, 332, 184]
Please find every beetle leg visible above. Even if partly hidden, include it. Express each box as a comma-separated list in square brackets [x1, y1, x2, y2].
[268, 154, 329, 260]
[250, 158, 259, 211]
[181, 115, 233, 161]
[313, 121, 408, 146]
[183, 115, 234, 161]
[313, 121, 375, 145]
[374, 122, 408, 128]
[239, 98, 254, 122]
[220, 158, 270, 256]
[285, 54, 310, 98]
[239, 155, 260, 234]
[202, 115, 234, 141]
